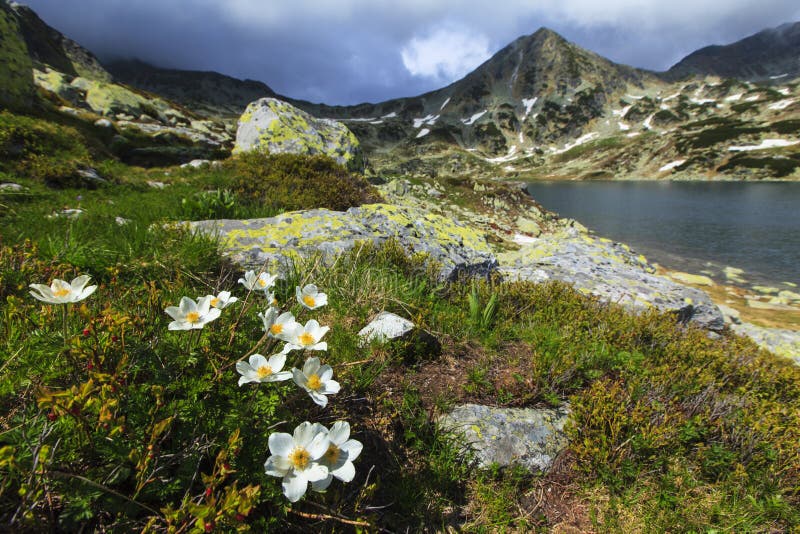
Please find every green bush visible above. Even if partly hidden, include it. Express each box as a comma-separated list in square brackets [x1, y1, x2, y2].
[226, 152, 382, 212]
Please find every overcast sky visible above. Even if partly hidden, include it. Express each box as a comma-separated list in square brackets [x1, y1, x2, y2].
[20, 0, 800, 105]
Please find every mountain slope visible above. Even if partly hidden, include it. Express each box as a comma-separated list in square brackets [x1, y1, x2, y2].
[105, 59, 277, 118]
[665, 21, 800, 82]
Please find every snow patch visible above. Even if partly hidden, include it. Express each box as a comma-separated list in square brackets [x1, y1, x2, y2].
[486, 145, 519, 163]
[519, 131, 524, 144]
[554, 132, 598, 154]
[513, 234, 539, 245]
[344, 117, 377, 122]
[618, 122, 630, 131]
[643, 113, 655, 130]
[724, 93, 743, 102]
[381, 112, 398, 119]
[439, 97, 450, 111]
[370, 120, 384, 125]
[627, 132, 641, 138]
[522, 97, 538, 120]
[413, 114, 439, 128]
[462, 110, 487, 125]
[662, 91, 681, 102]
[504, 165, 515, 172]
[612, 105, 632, 118]
[659, 159, 686, 172]
[416, 128, 430, 138]
[778, 88, 791, 96]
[770, 73, 788, 79]
[728, 139, 799, 151]
[690, 98, 716, 105]
[768, 99, 795, 111]
[625, 94, 645, 100]
[744, 95, 761, 102]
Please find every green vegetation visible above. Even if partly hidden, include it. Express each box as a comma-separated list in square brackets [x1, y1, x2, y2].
[0, 109, 799, 532]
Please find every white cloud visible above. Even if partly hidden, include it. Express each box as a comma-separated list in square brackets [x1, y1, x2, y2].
[401, 25, 491, 81]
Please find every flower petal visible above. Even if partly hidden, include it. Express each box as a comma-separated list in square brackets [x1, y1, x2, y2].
[340, 439, 363, 462]
[331, 460, 356, 482]
[282, 471, 309, 503]
[311, 474, 333, 492]
[268, 432, 294, 456]
[303, 357, 321, 376]
[248, 354, 268, 369]
[318, 365, 334, 382]
[328, 421, 350, 445]
[320, 380, 340, 395]
[303, 462, 329, 483]
[268, 353, 286, 371]
[293, 421, 317, 447]
[264, 455, 290, 477]
[307, 432, 331, 459]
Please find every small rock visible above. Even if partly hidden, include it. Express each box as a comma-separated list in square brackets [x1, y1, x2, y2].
[76, 167, 107, 184]
[438, 404, 570, 473]
[723, 266, 747, 284]
[716, 304, 741, 325]
[668, 271, 715, 286]
[515, 216, 542, 237]
[358, 312, 414, 345]
[426, 187, 443, 198]
[753, 285, 781, 295]
[47, 208, 84, 219]
[778, 290, 800, 304]
[94, 118, 113, 128]
[147, 181, 167, 189]
[180, 159, 211, 169]
[0, 183, 24, 192]
[115, 216, 131, 226]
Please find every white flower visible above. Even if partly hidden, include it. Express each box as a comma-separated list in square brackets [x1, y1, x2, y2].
[236, 353, 292, 386]
[296, 284, 328, 310]
[282, 319, 329, 353]
[29, 275, 97, 304]
[205, 290, 238, 309]
[259, 309, 300, 341]
[292, 356, 340, 407]
[164, 296, 221, 330]
[311, 421, 363, 492]
[264, 421, 330, 502]
[238, 270, 278, 292]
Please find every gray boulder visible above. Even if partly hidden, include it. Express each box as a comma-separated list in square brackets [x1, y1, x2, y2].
[233, 97, 362, 167]
[358, 312, 415, 344]
[188, 203, 497, 282]
[499, 233, 724, 330]
[438, 404, 570, 473]
[731, 323, 800, 365]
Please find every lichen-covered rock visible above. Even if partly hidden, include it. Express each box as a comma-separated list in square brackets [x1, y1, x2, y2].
[358, 312, 415, 344]
[437, 404, 570, 472]
[731, 323, 800, 365]
[234, 98, 361, 167]
[499, 232, 724, 330]
[188, 203, 497, 282]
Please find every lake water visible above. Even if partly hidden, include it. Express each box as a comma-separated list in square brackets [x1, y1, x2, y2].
[525, 181, 800, 288]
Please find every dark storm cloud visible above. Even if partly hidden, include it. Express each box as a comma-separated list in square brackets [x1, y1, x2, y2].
[18, 0, 800, 105]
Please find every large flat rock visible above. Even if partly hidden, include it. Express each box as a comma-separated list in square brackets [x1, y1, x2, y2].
[498, 231, 724, 330]
[189, 203, 497, 282]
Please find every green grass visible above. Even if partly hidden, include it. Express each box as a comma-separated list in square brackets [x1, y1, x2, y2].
[1, 110, 799, 532]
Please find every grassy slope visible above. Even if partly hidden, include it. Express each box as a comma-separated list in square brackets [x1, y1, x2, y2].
[1, 111, 799, 532]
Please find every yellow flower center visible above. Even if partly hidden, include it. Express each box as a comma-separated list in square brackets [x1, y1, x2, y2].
[298, 332, 315, 346]
[307, 374, 322, 390]
[210, 297, 220, 307]
[324, 444, 341, 464]
[288, 447, 310, 470]
[271, 298, 278, 306]
[186, 311, 200, 323]
[53, 287, 71, 297]
[256, 365, 272, 378]
[270, 323, 283, 335]
[257, 278, 267, 287]
[303, 295, 316, 307]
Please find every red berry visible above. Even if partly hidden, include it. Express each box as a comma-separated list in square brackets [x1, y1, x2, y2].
[82, 328, 90, 337]
[204, 522, 214, 532]
[204, 487, 213, 498]
[47, 411, 57, 421]
[87, 362, 94, 371]
[111, 335, 119, 343]
[223, 463, 231, 471]
[235, 513, 246, 522]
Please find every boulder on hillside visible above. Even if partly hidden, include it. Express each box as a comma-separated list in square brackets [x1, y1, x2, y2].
[438, 404, 570, 473]
[233, 97, 362, 169]
[188, 203, 497, 282]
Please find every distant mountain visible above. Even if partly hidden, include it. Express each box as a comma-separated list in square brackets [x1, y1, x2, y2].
[105, 59, 277, 118]
[665, 22, 800, 82]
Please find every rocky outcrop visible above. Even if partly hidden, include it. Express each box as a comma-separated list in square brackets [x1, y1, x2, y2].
[731, 323, 800, 365]
[188, 203, 497, 282]
[0, 2, 34, 110]
[234, 98, 362, 167]
[498, 231, 725, 330]
[437, 404, 570, 472]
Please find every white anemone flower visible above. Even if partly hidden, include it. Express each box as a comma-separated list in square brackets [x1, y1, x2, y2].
[296, 284, 328, 310]
[164, 296, 221, 330]
[311, 421, 363, 492]
[236, 353, 292, 386]
[282, 319, 329, 353]
[264, 421, 330, 502]
[260, 309, 300, 341]
[205, 290, 238, 309]
[292, 356, 340, 407]
[237, 270, 278, 292]
[29, 275, 97, 304]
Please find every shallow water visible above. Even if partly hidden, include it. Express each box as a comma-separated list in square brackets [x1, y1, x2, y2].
[526, 181, 800, 288]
